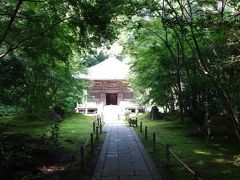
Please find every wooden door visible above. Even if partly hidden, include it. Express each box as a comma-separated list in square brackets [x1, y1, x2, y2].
[106, 93, 118, 105]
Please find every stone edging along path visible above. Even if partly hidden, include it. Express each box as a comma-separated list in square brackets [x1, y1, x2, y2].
[92, 120, 162, 180]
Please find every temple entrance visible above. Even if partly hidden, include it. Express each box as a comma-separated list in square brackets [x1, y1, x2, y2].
[106, 93, 118, 105]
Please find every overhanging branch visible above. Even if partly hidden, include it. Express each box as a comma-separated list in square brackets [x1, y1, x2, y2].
[0, 0, 24, 47]
[0, 17, 69, 59]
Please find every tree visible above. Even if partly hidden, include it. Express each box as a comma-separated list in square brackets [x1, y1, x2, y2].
[162, 0, 240, 139]
[82, 49, 109, 67]
[0, 0, 132, 114]
[122, 0, 240, 139]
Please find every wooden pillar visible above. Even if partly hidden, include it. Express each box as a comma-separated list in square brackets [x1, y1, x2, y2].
[100, 92, 106, 106]
[118, 92, 124, 105]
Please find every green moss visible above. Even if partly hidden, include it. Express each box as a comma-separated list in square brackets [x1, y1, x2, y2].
[59, 113, 94, 151]
[1, 113, 101, 178]
[1, 113, 95, 151]
[133, 114, 240, 180]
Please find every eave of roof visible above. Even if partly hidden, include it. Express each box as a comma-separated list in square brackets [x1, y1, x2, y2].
[75, 56, 129, 80]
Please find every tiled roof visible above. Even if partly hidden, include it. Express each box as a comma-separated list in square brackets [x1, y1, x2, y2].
[76, 56, 129, 80]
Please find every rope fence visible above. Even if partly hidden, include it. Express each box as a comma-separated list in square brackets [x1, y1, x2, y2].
[69, 115, 105, 169]
[134, 119, 203, 180]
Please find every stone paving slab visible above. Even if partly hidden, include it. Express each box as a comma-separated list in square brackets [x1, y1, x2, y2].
[92, 118, 161, 180]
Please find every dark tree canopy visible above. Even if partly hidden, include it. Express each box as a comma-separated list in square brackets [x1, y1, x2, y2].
[0, 0, 137, 113]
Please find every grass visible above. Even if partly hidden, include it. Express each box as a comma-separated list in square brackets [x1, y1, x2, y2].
[0, 112, 104, 179]
[131, 113, 240, 180]
[2, 112, 95, 152]
[59, 113, 95, 151]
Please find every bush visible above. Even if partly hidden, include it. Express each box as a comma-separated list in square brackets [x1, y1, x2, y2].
[124, 110, 131, 120]
[0, 104, 17, 117]
[53, 106, 64, 118]
[149, 106, 164, 120]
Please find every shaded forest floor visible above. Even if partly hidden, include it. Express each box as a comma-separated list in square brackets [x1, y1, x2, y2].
[0, 113, 102, 179]
[132, 113, 240, 180]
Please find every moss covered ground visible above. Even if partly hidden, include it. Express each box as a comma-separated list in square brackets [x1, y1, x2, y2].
[132, 114, 240, 180]
[0, 113, 104, 179]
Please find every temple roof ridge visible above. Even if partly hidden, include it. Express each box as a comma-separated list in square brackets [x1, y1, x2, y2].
[76, 56, 129, 80]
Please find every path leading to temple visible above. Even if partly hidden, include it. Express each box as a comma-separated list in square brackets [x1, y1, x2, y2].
[92, 106, 161, 180]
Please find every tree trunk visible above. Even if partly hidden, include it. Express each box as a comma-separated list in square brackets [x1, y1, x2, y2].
[164, 0, 240, 139]
[176, 42, 184, 122]
[188, 26, 240, 140]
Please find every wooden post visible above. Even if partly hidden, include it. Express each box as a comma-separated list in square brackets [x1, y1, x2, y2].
[80, 145, 84, 168]
[153, 132, 156, 144]
[145, 126, 147, 139]
[97, 118, 100, 126]
[90, 133, 93, 153]
[140, 122, 142, 132]
[96, 126, 99, 140]
[93, 122, 95, 132]
[100, 123, 102, 133]
[165, 144, 170, 170]
[136, 117, 138, 127]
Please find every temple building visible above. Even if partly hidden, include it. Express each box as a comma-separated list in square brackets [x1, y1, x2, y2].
[75, 56, 139, 115]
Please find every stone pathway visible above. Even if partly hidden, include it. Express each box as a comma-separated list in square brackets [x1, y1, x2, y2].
[92, 110, 161, 180]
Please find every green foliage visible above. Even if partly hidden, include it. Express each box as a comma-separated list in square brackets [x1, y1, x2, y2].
[0, 103, 17, 115]
[123, 1, 240, 134]
[82, 49, 109, 67]
[41, 120, 62, 154]
[0, 0, 133, 114]
[125, 20, 180, 108]
[124, 110, 131, 120]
